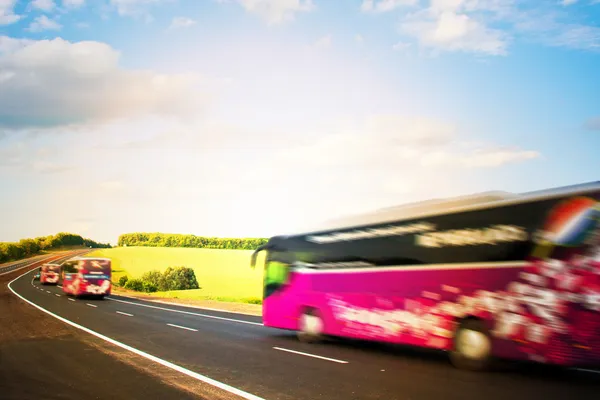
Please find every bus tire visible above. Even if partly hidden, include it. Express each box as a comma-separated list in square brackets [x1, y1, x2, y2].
[450, 319, 493, 372]
[297, 308, 324, 343]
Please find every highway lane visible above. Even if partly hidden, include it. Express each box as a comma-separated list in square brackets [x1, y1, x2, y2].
[12, 268, 600, 400]
[0, 254, 59, 276]
[0, 250, 90, 276]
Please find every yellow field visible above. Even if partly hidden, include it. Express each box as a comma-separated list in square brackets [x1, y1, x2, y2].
[86, 247, 265, 302]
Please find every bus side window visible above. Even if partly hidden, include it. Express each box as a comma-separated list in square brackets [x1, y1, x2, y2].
[264, 251, 293, 297]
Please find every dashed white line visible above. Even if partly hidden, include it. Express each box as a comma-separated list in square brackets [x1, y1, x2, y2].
[46, 291, 51, 294]
[273, 347, 349, 364]
[107, 297, 263, 326]
[86, 303, 98, 308]
[116, 311, 134, 317]
[55, 294, 61, 297]
[68, 298, 75, 302]
[167, 323, 198, 332]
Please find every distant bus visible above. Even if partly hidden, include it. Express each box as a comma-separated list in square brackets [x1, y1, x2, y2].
[61, 257, 112, 299]
[40, 263, 61, 285]
[251, 182, 600, 371]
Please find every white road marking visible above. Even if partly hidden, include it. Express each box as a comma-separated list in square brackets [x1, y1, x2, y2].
[167, 323, 198, 332]
[86, 303, 98, 308]
[57, 285, 62, 288]
[273, 347, 349, 364]
[575, 368, 600, 374]
[68, 298, 75, 302]
[46, 291, 51, 294]
[55, 294, 61, 297]
[116, 311, 134, 317]
[108, 297, 263, 326]
[8, 270, 265, 400]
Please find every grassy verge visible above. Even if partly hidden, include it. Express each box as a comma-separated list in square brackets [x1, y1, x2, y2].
[111, 286, 262, 316]
[87, 247, 265, 307]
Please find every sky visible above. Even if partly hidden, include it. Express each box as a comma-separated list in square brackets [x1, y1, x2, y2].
[0, 0, 599, 244]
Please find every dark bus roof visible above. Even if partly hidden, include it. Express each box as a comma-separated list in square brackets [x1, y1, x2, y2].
[277, 181, 600, 239]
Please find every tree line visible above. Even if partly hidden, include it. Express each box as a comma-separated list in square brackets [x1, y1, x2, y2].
[118, 233, 268, 250]
[0, 232, 112, 263]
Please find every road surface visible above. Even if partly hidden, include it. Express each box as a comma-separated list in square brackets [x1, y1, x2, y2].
[1, 252, 211, 400]
[8, 265, 600, 400]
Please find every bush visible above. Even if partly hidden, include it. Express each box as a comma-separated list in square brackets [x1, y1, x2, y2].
[122, 267, 200, 292]
[142, 281, 158, 293]
[124, 278, 144, 292]
[141, 270, 165, 290]
[162, 266, 199, 291]
[118, 275, 129, 287]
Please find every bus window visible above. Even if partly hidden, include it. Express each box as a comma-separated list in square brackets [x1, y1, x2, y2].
[264, 251, 292, 298]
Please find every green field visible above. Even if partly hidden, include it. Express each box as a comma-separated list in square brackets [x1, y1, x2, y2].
[86, 247, 265, 303]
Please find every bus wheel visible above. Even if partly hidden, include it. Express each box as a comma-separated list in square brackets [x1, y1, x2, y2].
[450, 319, 493, 371]
[297, 308, 324, 343]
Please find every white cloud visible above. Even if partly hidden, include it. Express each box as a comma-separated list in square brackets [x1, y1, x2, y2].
[270, 115, 537, 170]
[401, 8, 508, 55]
[0, 36, 34, 54]
[0, 0, 21, 25]
[30, 0, 56, 12]
[234, 0, 314, 25]
[560, 0, 577, 5]
[355, 34, 365, 45]
[28, 15, 63, 32]
[392, 40, 411, 50]
[75, 21, 90, 28]
[513, 9, 600, 52]
[109, 0, 167, 18]
[0, 36, 211, 129]
[361, 0, 418, 13]
[169, 16, 196, 29]
[63, 0, 85, 7]
[314, 34, 332, 49]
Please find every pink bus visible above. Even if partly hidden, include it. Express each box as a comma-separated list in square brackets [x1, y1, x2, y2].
[40, 263, 61, 285]
[251, 182, 600, 371]
[61, 257, 112, 299]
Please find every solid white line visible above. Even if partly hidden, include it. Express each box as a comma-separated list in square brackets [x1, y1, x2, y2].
[116, 311, 134, 317]
[86, 303, 98, 308]
[167, 323, 198, 332]
[575, 368, 600, 374]
[68, 298, 75, 302]
[107, 297, 263, 327]
[273, 347, 349, 364]
[8, 269, 266, 400]
[55, 294, 61, 297]
[118, 296, 260, 317]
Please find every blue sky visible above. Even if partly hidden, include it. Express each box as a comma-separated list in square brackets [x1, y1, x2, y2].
[0, 0, 599, 244]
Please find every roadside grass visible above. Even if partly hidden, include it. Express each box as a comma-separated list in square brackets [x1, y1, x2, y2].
[86, 247, 265, 304]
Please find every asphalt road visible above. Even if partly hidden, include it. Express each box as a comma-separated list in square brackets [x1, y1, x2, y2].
[1, 252, 209, 400]
[0, 254, 59, 276]
[8, 266, 600, 400]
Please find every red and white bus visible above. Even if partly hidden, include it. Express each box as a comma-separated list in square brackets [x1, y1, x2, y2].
[251, 182, 600, 371]
[40, 263, 61, 285]
[61, 257, 112, 299]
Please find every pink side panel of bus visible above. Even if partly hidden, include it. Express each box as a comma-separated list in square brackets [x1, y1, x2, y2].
[263, 257, 600, 367]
